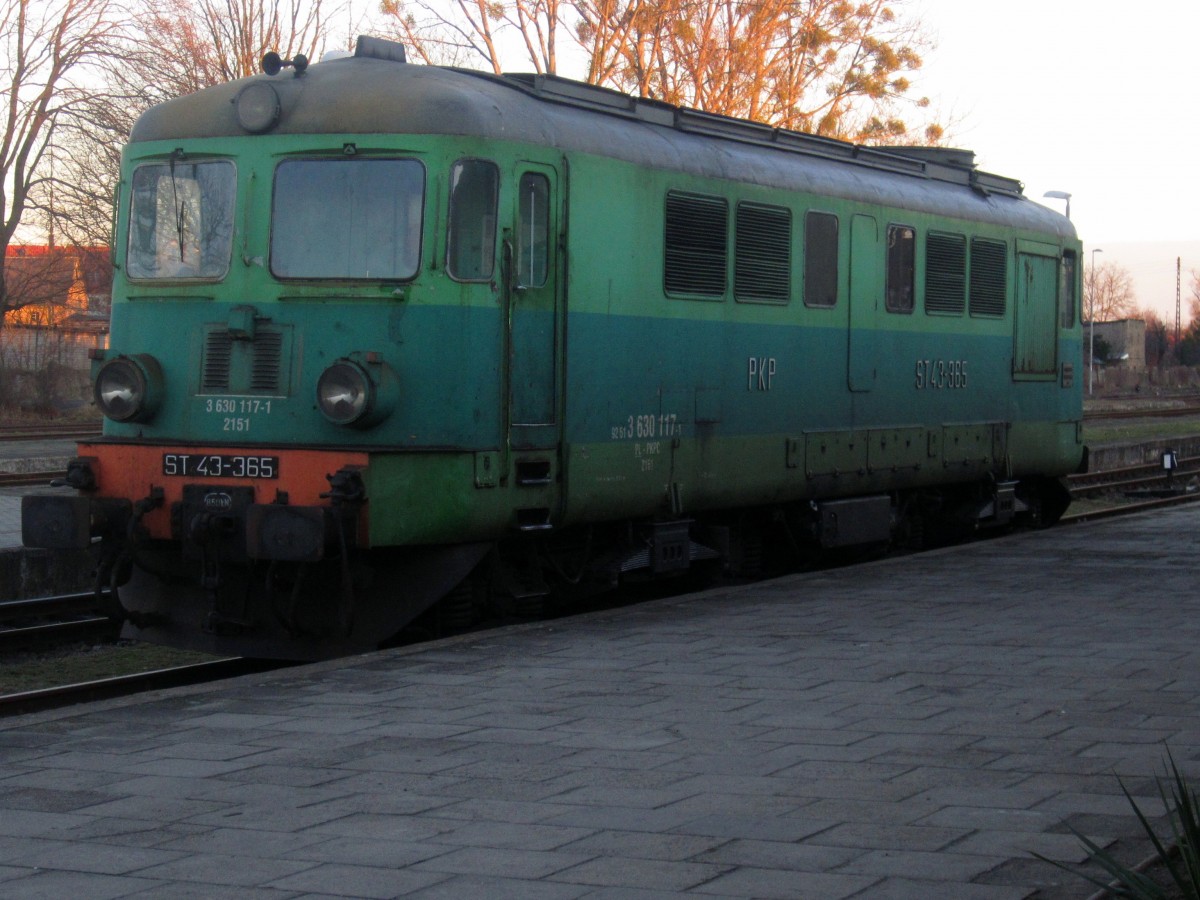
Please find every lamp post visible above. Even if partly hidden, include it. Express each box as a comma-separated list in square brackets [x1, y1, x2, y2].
[1089, 247, 1103, 394]
[1043, 190, 1072, 219]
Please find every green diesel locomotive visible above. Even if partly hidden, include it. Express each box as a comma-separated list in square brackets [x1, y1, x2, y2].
[23, 36, 1085, 658]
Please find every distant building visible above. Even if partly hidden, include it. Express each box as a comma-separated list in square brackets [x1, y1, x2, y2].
[2, 245, 112, 372]
[1090, 319, 1146, 369]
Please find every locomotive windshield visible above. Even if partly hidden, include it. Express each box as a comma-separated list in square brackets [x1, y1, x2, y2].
[270, 159, 424, 280]
[127, 160, 236, 280]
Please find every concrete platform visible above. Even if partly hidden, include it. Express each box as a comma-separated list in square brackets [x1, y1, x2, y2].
[2, 507, 1199, 898]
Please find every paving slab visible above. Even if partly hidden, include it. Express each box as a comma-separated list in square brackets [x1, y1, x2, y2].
[3, 505, 1200, 898]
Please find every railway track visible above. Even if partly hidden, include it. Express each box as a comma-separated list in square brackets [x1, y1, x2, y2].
[1, 472, 1196, 716]
[0, 592, 117, 653]
[0, 470, 63, 488]
[1066, 456, 1200, 499]
[0, 422, 101, 441]
[0, 658, 291, 717]
[1083, 403, 1200, 421]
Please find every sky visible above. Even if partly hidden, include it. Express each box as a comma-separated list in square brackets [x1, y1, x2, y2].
[911, 0, 1200, 324]
[531, 0, 1198, 324]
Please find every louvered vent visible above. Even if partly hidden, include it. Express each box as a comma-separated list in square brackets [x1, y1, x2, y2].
[664, 192, 727, 296]
[200, 325, 288, 395]
[970, 238, 1008, 317]
[202, 330, 233, 392]
[735, 203, 791, 302]
[925, 232, 966, 314]
[250, 330, 282, 392]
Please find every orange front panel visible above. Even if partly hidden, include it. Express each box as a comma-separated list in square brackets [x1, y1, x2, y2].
[78, 443, 370, 540]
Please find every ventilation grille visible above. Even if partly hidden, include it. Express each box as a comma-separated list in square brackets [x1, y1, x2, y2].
[970, 238, 1007, 317]
[664, 192, 727, 296]
[250, 330, 283, 392]
[202, 331, 233, 392]
[925, 232, 966, 314]
[201, 326, 287, 395]
[735, 203, 791, 302]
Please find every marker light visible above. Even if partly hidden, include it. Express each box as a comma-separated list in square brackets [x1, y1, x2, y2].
[94, 355, 164, 423]
[317, 361, 373, 426]
[235, 82, 280, 133]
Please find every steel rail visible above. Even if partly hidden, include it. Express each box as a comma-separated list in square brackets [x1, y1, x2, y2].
[0, 423, 101, 441]
[0, 471, 64, 488]
[1061, 488, 1200, 524]
[0, 617, 118, 653]
[0, 592, 107, 624]
[1083, 404, 1200, 421]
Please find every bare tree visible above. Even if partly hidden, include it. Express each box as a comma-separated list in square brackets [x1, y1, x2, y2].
[381, 0, 562, 72]
[575, 0, 936, 141]
[1187, 269, 1200, 330]
[0, 0, 125, 326]
[1084, 260, 1138, 324]
[120, 0, 334, 106]
[1139, 307, 1169, 369]
[382, 0, 941, 143]
[41, 0, 345, 264]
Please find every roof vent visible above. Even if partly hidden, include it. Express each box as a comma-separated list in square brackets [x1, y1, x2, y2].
[355, 35, 407, 63]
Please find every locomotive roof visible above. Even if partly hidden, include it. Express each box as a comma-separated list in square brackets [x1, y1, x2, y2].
[129, 42, 1074, 238]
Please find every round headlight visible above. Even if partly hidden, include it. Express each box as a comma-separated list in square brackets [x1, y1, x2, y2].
[94, 354, 163, 423]
[317, 361, 373, 425]
[235, 82, 280, 133]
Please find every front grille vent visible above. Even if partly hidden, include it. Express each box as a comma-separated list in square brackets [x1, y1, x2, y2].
[250, 330, 283, 393]
[203, 331, 233, 391]
[200, 325, 289, 395]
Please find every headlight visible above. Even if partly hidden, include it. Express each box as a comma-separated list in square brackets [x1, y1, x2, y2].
[94, 354, 163, 423]
[317, 361, 373, 425]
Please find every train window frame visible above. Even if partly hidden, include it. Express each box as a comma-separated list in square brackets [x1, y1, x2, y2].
[803, 210, 839, 309]
[446, 158, 500, 283]
[885, 223, 916, 314]
[969, 237, 1008, 317]
[269, 157, 426, 282]
[1060, 250, 1077, 329]
[734, 201, 791, 304]
[664, 191, 728, 300]
[924, 231, 966, 316]
[127, 158, 237, 282]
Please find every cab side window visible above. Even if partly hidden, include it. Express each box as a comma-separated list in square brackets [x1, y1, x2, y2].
[886, 224, 915, 313]
[447, 159, 499, 281]
[1060, 250, 1077, 328]
[803, 211, 838, 308]
[516, 172, 550, 288]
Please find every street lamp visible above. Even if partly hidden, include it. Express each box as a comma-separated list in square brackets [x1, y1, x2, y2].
[1043, 190, 1072, 219]
[1089, 247, 1103, 395]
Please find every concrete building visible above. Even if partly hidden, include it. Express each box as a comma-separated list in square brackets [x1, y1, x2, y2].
[1090, 318, 1146, 368]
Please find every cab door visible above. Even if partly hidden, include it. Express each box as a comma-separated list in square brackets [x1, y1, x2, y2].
[507, 163, 560, 451]
[848, 214, 879, 392]
[1013, 241, 1060, 379]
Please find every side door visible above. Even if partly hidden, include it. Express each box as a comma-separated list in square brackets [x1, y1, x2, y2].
[848, 214, 880, 392]
[507, 162, 561, 450]
[1013, 241, 1060, 379]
